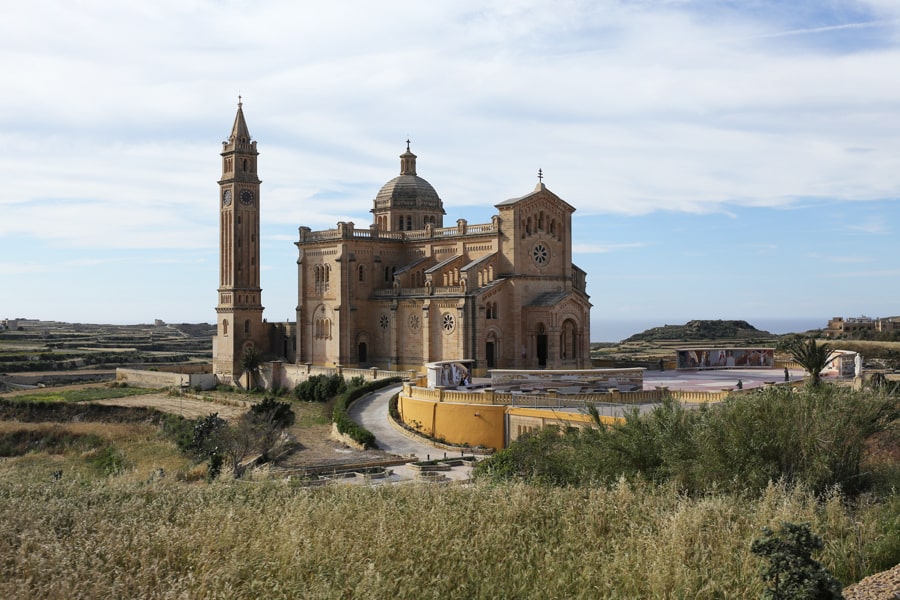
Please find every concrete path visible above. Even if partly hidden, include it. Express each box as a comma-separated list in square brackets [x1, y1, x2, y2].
[346, 385, 476, 483]
[348, 384, 445, 461]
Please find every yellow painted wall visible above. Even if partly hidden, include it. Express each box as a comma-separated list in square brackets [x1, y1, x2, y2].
[398, 395, 506, 450]
[507, 407, 620, 427]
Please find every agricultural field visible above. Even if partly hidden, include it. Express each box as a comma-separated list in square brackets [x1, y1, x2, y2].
[0, 320, 214, 391]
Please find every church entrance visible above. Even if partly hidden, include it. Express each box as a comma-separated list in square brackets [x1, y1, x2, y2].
[536, 324, 548, 367]
[486, 341, 495, 369]
[358, 342, 367, 365]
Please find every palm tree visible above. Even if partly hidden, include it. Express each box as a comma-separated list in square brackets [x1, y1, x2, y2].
[784, 336, 833, 387]
[239, 346, 263, 390]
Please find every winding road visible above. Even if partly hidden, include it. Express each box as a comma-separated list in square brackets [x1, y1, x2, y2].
[348, 384, 448, 460]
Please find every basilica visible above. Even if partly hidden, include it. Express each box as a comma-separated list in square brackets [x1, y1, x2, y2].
[213, 101, 591, 382]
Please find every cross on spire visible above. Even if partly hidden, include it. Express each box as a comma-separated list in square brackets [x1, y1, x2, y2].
[406, 139, 411, 152]
[537, 168, 543, 183]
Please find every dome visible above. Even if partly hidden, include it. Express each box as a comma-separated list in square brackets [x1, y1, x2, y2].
[374, 174, 442, 210]
[371, 143, 444, 213]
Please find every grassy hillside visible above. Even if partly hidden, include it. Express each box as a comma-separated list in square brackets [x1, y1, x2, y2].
[623, 319, 777, 343]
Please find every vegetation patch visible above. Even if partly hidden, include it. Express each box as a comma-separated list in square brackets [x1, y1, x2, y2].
[0, 428, 107, 457]
[476, 385, 899, 498]
[2, 385, 155, 404]
[0, 399, 168, 424]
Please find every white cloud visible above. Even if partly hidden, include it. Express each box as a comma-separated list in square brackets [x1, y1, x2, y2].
[3, 1, 900, 323]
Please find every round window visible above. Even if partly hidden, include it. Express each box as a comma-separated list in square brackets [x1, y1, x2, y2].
[441, 313, 455, 333]
[532, 243, 549, 265]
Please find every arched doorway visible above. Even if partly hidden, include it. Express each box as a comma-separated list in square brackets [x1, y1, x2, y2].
[486, 332, 497, 369]
[358, 342, 368, 365]
[536, 323, 548, 368]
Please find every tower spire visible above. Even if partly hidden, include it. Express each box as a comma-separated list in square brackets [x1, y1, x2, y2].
[229, 97, 252, 145]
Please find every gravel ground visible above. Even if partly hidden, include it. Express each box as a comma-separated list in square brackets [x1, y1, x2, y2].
[843, 563, 900, 600]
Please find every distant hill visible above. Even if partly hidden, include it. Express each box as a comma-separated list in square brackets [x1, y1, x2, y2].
[623, 319, 776, 343]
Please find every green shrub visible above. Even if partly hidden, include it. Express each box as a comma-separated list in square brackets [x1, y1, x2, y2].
[249, 397, 295, 429]
[476, 386, 898, 497]
[293, 374, 346, 402]
[751, 522, 843, 599]
[160, 414, 195, 453]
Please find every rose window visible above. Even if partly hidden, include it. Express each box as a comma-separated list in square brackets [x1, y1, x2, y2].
[532, 243, 549, 265]
[441, 313, 455, 333]
[379, 314, 389, 329]
[408, 313, 420, 331]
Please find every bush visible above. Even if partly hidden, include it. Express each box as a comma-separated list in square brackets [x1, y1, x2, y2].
[249, 397, 295, 429]
[293, 374, 346, 402]
[751, 522, 843, 599]
[189, 413, 227, 468]
[476, 386, 899, 497]
[160, 414, 195, 453]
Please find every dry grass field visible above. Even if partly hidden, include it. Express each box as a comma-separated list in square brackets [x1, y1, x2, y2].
[0, 364, 896, 598]
[1, 475, 892, 599]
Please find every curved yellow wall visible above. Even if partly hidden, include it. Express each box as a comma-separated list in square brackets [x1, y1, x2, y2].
[398, 395, 506, 450]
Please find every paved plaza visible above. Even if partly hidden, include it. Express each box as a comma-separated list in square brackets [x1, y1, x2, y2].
[644, 367, 808, 392]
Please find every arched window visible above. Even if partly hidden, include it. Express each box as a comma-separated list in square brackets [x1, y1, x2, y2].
[406, 215, 412, 230]
[222, 319, 229, 335]
[358, 264, 366, 282]
[244, 319, 250, 334]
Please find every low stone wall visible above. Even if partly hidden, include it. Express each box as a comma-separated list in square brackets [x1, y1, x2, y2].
[490, 368, 645, 393]
[116, 368, 217, 390]
[269, 362, 415, 390]
[402, 382, 765, 408]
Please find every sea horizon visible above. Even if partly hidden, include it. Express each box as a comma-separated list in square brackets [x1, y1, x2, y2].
[591, 317, 828, 344]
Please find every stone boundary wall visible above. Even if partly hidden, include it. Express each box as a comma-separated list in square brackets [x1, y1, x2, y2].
[116, 368, 217, 390]
[268, 362, 415, 391]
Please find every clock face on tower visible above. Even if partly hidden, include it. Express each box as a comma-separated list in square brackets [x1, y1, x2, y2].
[240, 190, 254, 205]
[222, 189, 232, 206]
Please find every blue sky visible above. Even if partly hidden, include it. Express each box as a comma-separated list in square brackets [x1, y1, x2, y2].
[2, 1, 900, 342]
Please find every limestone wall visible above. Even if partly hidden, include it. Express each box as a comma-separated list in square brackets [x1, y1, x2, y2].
[116, 368, 218, 390]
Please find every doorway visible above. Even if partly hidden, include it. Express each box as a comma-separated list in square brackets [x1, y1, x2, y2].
[358, 342, 367, 365]
[536, 324, 548, 367]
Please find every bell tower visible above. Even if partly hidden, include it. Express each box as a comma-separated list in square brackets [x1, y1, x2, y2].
[213, 98, 265, 382]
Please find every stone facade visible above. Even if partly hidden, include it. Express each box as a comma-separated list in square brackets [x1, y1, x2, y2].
[213, 102, 591, 381]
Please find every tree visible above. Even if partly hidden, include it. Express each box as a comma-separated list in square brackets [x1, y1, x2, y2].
[218, 398, 296, 477]
[239, 346, 263, 390]
[751, 522, 842, 599]
[785, 337, 833, 388]
[189, 413, 227, 481]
